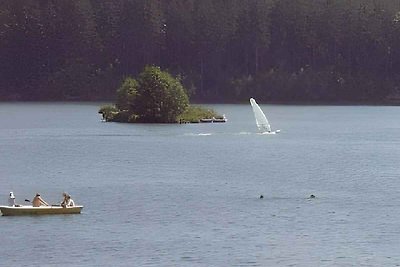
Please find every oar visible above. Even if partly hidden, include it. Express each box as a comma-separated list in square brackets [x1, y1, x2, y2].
[25, 198, 59, 207]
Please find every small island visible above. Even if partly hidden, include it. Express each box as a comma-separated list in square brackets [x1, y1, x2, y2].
[99, 66, 224, 124]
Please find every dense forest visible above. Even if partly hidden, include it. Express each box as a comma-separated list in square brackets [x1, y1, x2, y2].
[2, 0, 400, 103]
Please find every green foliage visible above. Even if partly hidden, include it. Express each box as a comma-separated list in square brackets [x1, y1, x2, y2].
[116, 77, 138, 110]
[179, 106, 218, 123]
[134, 66, 189, 123]
[111, 110, 134, 123]
[2, 0, 400, 102]
[98, 104, 118, 121]
[108, 66, 189, 123]
[99, 104, 117, 114]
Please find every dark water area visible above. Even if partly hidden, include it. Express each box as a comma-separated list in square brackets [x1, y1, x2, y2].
[0, 102, 399, 266]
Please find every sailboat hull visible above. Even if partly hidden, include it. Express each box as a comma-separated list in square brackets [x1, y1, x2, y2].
[259, 131, 278, 135]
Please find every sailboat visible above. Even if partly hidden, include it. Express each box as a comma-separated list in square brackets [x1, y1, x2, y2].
[249, 98, 280, 134]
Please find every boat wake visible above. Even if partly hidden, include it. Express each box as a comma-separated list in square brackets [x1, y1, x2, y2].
[185, 131, 281, 137]
[237, 132, 252, 135]
[184, 133, 213, 136]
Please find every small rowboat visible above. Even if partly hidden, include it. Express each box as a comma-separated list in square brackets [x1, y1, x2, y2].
[0, 205, 83, 216]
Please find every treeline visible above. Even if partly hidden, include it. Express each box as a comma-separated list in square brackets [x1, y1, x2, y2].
[2, 0, 400, 102]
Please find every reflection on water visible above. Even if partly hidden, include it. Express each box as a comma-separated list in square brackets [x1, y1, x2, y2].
[0, 103, 400, 266]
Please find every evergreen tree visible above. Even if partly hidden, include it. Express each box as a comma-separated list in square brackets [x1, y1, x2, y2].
[1, 0, 400, 102]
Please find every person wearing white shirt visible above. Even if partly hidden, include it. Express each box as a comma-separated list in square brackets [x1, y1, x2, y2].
[66, 195, 75, 207]
[8, 192, 16, 206]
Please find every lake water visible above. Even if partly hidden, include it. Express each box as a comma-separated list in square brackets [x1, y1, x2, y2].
[0, 102, 399, 266]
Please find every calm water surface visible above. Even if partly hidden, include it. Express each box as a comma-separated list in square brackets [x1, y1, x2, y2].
[0, 103, 400, 266]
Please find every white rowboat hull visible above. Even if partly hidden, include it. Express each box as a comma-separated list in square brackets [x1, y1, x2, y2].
[0, 205, 83, 216]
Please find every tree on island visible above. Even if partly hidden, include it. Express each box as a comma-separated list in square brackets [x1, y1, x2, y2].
[134, 66, 189, 123]
[100, 66, 217, 123]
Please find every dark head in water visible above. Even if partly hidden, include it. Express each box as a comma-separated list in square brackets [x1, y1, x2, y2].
[309, 194, 316, 199]
[259, 195, 264, 199]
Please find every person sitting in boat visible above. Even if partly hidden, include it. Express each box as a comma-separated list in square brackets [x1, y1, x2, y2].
[66, 194, 75, 207]
[32, 193, 49, 207]
[61, 192, 68, 207]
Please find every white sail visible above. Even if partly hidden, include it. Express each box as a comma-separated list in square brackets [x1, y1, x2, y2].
[250, 98, 271, 133]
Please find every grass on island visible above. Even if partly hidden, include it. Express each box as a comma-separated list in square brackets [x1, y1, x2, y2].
[178, 106, 218, 123]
